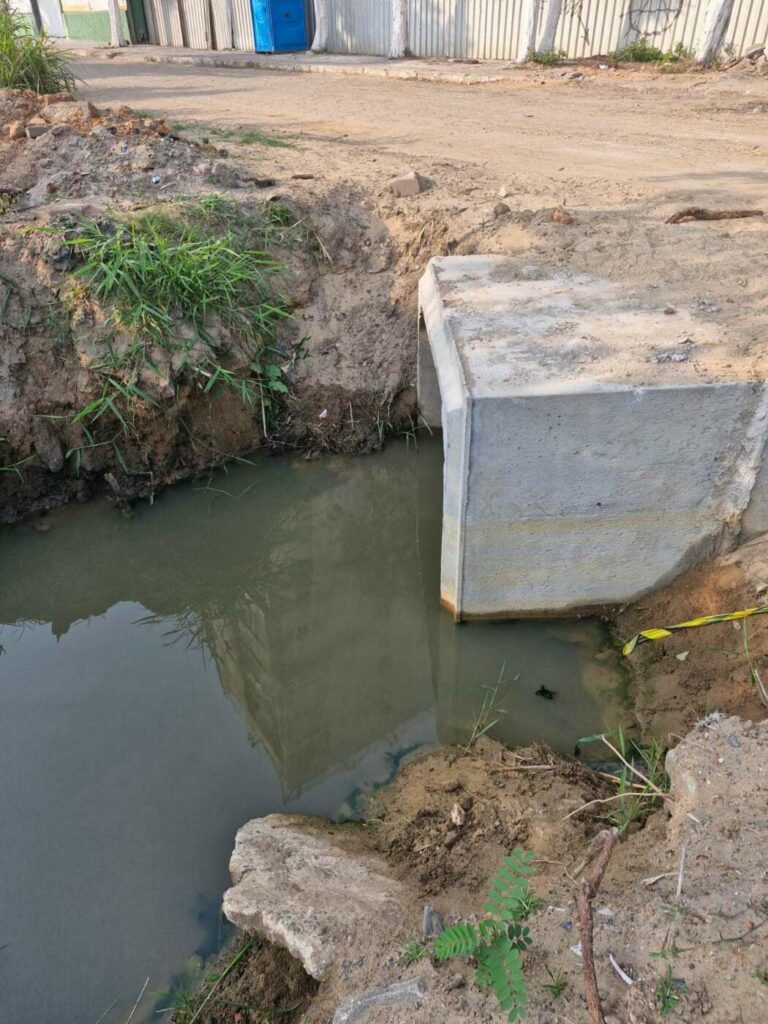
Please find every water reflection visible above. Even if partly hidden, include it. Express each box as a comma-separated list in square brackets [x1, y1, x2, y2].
[0, 439, 626, 1023]
[1, 440, 624, 800]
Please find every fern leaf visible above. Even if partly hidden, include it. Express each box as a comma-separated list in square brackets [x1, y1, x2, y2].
[433, 922, 480, 961]
[476, 935, 526, 1022]
[485, 849, 537, 923]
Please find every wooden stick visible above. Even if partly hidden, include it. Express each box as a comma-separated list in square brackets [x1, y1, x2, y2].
[666, 207, 764, 224]
[577, 828, 620, 1024]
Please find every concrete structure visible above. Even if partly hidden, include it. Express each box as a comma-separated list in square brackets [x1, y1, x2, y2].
[418, 256, 768, 620]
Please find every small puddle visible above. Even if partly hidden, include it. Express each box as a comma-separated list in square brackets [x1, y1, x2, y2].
[0, 437, 626, 1022]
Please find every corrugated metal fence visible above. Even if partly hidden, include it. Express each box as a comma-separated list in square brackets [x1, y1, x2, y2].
[326, 0, 768, 60]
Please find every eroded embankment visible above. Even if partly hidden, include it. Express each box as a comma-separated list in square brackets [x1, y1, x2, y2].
[0, 89, 417, 524]
[188, 718, 768, 1024]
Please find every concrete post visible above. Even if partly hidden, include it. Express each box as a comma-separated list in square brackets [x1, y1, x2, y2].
[311, 0, 329, 52]
[389, 0, 409, 58]
[696, 0, 736, 65]
[538, 0, 563, 54]
[107, 0, 126, 46]
[517, 0, 539, 61]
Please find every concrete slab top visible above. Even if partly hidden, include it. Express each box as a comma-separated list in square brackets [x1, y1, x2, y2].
[422, 256, 753, 398]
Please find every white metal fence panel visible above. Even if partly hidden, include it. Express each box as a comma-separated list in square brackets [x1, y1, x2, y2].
[146, 0, 184, 45]
[181, 0, 213, 47]
[324, 0, 767, 60]
[231, 0, 255, 48]
[327, 0, 391, 54]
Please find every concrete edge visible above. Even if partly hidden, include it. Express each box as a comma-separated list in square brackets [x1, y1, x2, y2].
[418, 259, 473, 621]
[142, 53, 507, 84]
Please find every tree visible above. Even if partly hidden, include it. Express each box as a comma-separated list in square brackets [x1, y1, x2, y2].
[311, 0, 329, 52]
[538, 0, 563, 54]
[389, 0, 408, 59]
[107, 0, 127, 46]
[696, 0, 736, 65]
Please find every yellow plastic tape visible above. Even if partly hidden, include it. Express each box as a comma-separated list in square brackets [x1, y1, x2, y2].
[622, 605, 768, 656]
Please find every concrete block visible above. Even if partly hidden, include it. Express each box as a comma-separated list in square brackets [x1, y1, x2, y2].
[418, 256, 768, 619]
[389, 170, 424, 197]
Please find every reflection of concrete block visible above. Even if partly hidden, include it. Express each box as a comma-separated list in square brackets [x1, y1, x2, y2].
[418, 256, 768, 620]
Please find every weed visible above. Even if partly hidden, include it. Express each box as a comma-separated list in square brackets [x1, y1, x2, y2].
[157, 938, 254, 1023]
[399, 935, 427, 965]
[528, 49, 566, 66]
[755, 967, 768, 987]
[611, 37, 693, 65]
[61, 199, 293, 455]
[733, 620, 768, 707]
[239, 128, 292, 148]
[0, 437, 35, 478]
[435, 848, 536, 1021]
[0, 8, 76, 92]
[542, 967, 567, 998]
[655, 965, 686, 1014]
[577, 727, 668, 834]
[463, 664, 509, 752]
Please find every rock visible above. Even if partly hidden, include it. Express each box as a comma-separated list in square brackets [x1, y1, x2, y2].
[493, 201, 510, 219]
[40, 100, 98, 125]
[449, 802, 466, 827]
[422, 905, 445, 939]
[31, 419, 63, 472]
[332, 978, 426, 1024]
[498, 186, 510, 198]
[745, 43, 765, 61]
[388, 171, 425, 198]
[8, 121, 25, 141]
[551, 207, 574, 225]
[24, 117, 49, 139]
[223, 815, 409, 980]
[208, 159, 242, 188]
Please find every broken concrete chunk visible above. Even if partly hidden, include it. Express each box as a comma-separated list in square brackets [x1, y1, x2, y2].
[24, 117, 49, 139]
[223, 814, 409, 980]
[493, 201, 510, 219]
[332, 978, 426, 1024]
[388, 170, 425, 198]
[40, 100, 99, 125]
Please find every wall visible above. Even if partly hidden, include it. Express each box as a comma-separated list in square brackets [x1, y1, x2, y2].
[326, 0, 768, 60]
[60, 0, 129, 42]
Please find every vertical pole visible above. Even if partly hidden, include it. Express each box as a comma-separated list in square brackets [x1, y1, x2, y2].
[538, 0, 563, 54]
[696, 0, 736, 65]
[311, 0, 328, 51]
[107, 0, 127, 45]
[517, 0, 538, 62]
[389, 0, 408, 57]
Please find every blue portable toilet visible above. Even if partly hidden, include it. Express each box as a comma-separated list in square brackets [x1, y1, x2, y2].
[252, 0, 308, 52]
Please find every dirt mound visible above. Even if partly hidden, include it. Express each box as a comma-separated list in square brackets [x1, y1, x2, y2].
[617, 532, 768, 740]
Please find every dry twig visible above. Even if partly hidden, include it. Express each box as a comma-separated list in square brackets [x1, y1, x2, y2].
[577, 828, 620, 1024]
[666, 207, 764, 224]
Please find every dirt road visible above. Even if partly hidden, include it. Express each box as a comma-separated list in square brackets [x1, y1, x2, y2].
[76, 57, 768, 207]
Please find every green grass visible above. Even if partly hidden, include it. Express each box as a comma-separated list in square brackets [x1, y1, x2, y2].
[0, 8, 76, 93]
[656, 965, 686, 1014]
[239, 128, 292, 148]
[399, 936, 427, 965]
[542, 967, 567, 999]
[611, 38, 693, 65]
[528, 49, 566, 66]
[60, 197, 295, 456]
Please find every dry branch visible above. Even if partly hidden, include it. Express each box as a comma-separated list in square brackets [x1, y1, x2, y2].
[666, 207, 764, 224]
[577, 827, 620, 1024]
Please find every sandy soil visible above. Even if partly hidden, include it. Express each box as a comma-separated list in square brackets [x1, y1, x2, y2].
[206, 720, 768, 1024]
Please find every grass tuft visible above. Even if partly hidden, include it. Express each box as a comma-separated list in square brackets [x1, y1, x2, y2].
[0, 8, 76, 93]
[528, 49, 566, 66]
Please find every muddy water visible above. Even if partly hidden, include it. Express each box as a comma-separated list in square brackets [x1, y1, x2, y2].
[0, 438, 624, 1023]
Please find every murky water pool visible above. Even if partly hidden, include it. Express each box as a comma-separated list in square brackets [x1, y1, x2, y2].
[0, 438, 624, 1023]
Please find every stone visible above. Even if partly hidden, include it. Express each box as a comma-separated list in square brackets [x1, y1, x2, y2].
[208, 159, 242, 188]
[418, 255, 768, 617]
[40, 100, 98, 125]
[223, 815, 409, 980]
[24, 117, 49, 139]
[551, 206, 574, 224]
[8, 121, 25, 141]
[492, 201, 510, 218]
[388, 171, 425, 198]
[422, 905, 445, 939]
[332, 978, 426, 1024]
